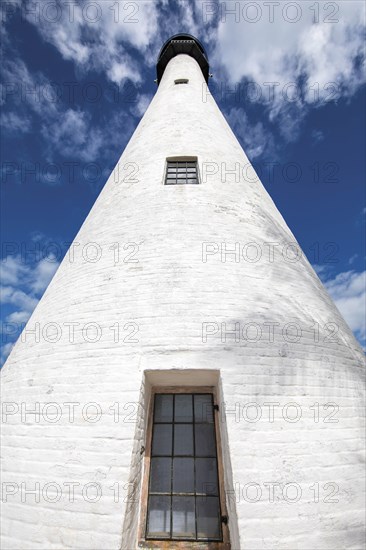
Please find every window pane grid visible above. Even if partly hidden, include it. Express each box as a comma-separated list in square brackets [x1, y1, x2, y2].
[165, 161, 199, 185]
[146, 393, 222, 542]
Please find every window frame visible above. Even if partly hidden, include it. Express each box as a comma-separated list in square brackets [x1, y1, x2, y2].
[138, 386, 231, 550]
[164, 158, 200, 186]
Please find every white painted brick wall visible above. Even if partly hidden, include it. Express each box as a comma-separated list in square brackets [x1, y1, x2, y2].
[1, 53, 365, 550]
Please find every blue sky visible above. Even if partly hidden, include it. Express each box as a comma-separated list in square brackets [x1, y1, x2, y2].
[1, 0, 365, 362]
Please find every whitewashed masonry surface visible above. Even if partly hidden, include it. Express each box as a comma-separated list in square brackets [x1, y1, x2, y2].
[1, 36, 365, 550]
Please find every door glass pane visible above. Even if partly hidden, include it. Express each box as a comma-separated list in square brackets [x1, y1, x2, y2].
[174, 394, 193, 422]
[172, 496, 195, 538]
[196, 496, 221, 539]
[147, 392, 222, 542]
[173, 458, 194, 493]
[195, 424, 216, 456]
[194, 395, 213, 423]
[174, 424, 193, 456]
[195, 458, 218, 495]
[152, 424, 172, 456]
[150, 457, 172, 493]
[154, 394, 173, 422]
[147, 495, 171, 538]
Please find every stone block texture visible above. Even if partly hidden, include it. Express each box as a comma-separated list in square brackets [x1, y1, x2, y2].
[1, 53, 365, 550]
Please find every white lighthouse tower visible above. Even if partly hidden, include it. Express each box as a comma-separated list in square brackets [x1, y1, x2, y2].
[1, 35, 365, 550]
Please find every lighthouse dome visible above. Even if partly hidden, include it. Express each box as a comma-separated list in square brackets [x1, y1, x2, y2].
[156, 33, 210, 83]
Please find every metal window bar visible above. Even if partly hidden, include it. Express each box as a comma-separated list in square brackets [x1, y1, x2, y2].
[146, 393, 223, 542]
[165, 161, 199, 185]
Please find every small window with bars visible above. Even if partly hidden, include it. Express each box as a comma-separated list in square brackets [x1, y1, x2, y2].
[165, 160, 199, 185]
[145, 393, 223, 542]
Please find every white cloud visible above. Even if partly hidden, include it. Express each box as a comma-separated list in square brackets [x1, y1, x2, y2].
[0, 254, 60, 358]
[0, 254, 59, 296]
[312, 264, 331, 278]
[325, 270, 365, 301]
[0, 285, 39, 312]
[0, 255, 29, 285]
[1, 56, 135, 163]
[6, 310, 33, 324]
[30, 231, 46, 243]
[133, 93, 153, 118]
[176, 0, 200, 37]
[224, 107, 276, 160]
[300, 9, 365, 102]
[30, 256, 59, 294]
[23, 0, 160, 84]
[214, 1, 365, 93]
[107, 60, 141, 85]
[213, 1, 366, 141]
[3, 1, 364, 157]
[0, 112, 31, 133]
[348, 254, 359, 265]
[324, 270, 366, 346]
[41, 109, 104, 162]
[1, 58, 58, 118]
[311, 129, 324, 144]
